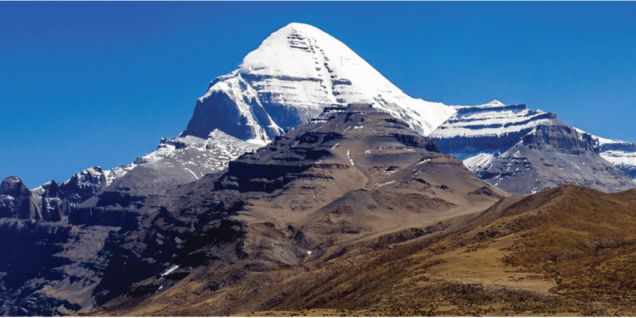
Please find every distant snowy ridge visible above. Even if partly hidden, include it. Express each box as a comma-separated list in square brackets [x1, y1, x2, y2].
[431, 100, 556, 157]
[183, 22, 455, 144]
[575, 128, 636, 182]
[438, 101, 551, 138]
[431, 101, 635, 193]
[34, 131, 252, 190]
[95, 129, 259, 195]
[26, 130, 257, 208]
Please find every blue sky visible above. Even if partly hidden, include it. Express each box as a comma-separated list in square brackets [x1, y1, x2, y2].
[1, 2, 635, 186]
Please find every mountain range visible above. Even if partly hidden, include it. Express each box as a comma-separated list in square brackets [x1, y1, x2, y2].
[430, 101, 635, 193]
[1, 22, 636, 315]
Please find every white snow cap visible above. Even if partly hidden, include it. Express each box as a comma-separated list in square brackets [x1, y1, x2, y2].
[195, 22, 455, 140]
[483, 100, 505, 107]
[245, 22, 455, 135]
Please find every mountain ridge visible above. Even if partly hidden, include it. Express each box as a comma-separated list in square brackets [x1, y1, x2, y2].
[431, 101, 635, 193]
[1, 21, 636, 316]
[7, 22, 635, 209]
[96, 103, 505, 315]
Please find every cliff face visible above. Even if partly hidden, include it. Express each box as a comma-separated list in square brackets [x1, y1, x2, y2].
[431, 101, 635, 194]
[0, 176, 36, 219]
[473, 124, 634, 194]
[594, 137, 636, 182]
[0, 171, 146, 315]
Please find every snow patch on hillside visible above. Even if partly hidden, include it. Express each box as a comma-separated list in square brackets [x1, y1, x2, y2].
[463, 153, 495, 172]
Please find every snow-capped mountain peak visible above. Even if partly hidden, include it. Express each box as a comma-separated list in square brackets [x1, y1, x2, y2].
[239, 22, 403, 104]
[183, 22, 455, 144]
[483, 99, 505, 107]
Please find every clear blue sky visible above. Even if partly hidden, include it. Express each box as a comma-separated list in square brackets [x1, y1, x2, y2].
[1, 2, 635, 186]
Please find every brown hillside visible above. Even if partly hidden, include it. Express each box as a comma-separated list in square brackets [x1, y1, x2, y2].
[102, 186, 636, 316]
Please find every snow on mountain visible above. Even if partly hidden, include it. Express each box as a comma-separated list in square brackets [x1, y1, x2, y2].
[99, 130, 259, 195]
[183, 22, 454, 144]
[431, 100, 557, 159]
[14, 130, 257, 220]
[599, 144, 636, 178]
[463, 152, 495, 172]
[29, 21, 452, 201]
[16, 21, 636, 201]
[431, 101, 636, 193]
[575, 129, 636, 182]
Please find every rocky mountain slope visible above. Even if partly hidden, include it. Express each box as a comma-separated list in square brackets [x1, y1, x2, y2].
[98, 103, 504, 315]
[431, 101, 635, 193]
[102, 176, 636, 315]
[477, 123, 633, 193]
[0, 168, 109, 222]
[2, 21, 636, 316]
[588, 133, 636, 182]
[1, 22, 455, 220]
[0, 104, 501, 315]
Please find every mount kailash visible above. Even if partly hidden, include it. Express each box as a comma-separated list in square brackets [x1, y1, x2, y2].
[1, 22, 636, 315]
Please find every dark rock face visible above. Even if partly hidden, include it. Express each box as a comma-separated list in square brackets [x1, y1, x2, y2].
[0, 168, 125, 315]
[57, 168, 108, 203]
[431, 102, 635, 194]
[0, 168, 110, 223]
[476, 124, 634, 194]
[0, 176, 30, 197]
[0, 176, 34, 219]
[0, 218, 118, 315]
[522, 125, 596, 154]
[0, 219, 73, 314]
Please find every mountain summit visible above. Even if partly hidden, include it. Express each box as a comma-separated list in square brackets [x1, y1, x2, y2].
[3, 21, 636, 316]
[182, 22, 455, 143]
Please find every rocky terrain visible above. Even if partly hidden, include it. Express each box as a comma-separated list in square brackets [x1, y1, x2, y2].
[590, 133, 636, 182]
[102, 183, 636, 316]
[0, 103, 503, 315]
[97, 103, 505, 315]
[2, 22, 636, 316]
[0, 168, 109, 222]
[431, 101, 635, 194]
